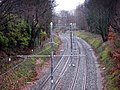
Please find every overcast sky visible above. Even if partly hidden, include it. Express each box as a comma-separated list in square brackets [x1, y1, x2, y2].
[55, 0, 85, 12]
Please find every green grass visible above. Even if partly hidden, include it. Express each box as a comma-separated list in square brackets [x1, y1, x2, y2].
[75, 31, 119, 90]
[76, 31, 102, 49]
[100, 48, 109, 61]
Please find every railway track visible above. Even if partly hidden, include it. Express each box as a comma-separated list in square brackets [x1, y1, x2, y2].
[64, 36, 87, 90]
[76, 36, 97, 90]
[52, 35, 84, 90]
[49, 56, 70, 90]
[67, 40, 81, 90]
[32, 34, 71, 90]
[49, 35, 77, 90]
[1, 33, 98, 90]
[54, 35, 87, 90]
[77, 39, 87, 90]
[42, 34, 85, 90]
[36, 56, 70, 90]
[32, 33, 97, 90]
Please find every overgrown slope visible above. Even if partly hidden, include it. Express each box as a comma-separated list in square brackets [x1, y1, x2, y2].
[0, 35, 61, 90]
[76, 31, 120, 90]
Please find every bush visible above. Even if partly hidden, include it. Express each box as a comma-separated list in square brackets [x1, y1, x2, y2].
[0, 32, 8, 47]
[0, 15, 30, 49]
[40, 31, 47, 41]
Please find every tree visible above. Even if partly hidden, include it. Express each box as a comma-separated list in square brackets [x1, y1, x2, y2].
[75, 4, 88, 30]
[84, 0, 117, 42]
[0, 0, 54, 54]
[57, 10, 76, 27]
[15, 0, 53, 48]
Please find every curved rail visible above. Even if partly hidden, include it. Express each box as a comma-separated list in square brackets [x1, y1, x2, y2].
[35, 34, 71, 90]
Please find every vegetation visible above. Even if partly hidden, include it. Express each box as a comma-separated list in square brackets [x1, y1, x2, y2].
[75, 1, 120, 89]
[39, 35, 61, 60]
[75, 0, 120, 42]
[0, 0, 57, 89]
[0, 35, 61, 90]
[0, 0, 55, 56]
[76, 31, 120, 90]
[0, 16, 30, 49]
[1, 58, 36, 90]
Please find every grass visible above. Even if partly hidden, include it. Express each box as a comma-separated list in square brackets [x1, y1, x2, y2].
[1, 58, 36, 90]
[39, 36, 61, 59]
[12, 58, 35, 81]
[76, 31, 102, 49]
[75, 31, 120, 90]
[0, 36, 61, 90]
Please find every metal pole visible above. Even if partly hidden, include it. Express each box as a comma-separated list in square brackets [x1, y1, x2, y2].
[70, 23, 73, 53]
[70, 23, 73, 66]
[50, 22, 54, 90]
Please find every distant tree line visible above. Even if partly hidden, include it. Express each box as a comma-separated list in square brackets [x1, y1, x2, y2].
[75, 0, 120, 42]
[53, 10, 76, 29]
[0, 0, 54, 55]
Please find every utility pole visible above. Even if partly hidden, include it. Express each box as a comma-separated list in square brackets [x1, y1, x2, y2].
[70, 23, 73, 54]
[69, 23, 75, 67]
[50, 22, 54, 90]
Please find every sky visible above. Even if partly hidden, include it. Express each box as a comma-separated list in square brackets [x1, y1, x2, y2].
[55, 0, 85, 12]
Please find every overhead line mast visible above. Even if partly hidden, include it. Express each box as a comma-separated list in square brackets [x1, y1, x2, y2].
[50, 22, 54, 90]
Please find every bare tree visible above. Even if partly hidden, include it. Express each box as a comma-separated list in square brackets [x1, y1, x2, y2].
[75, 4, 88, 30]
